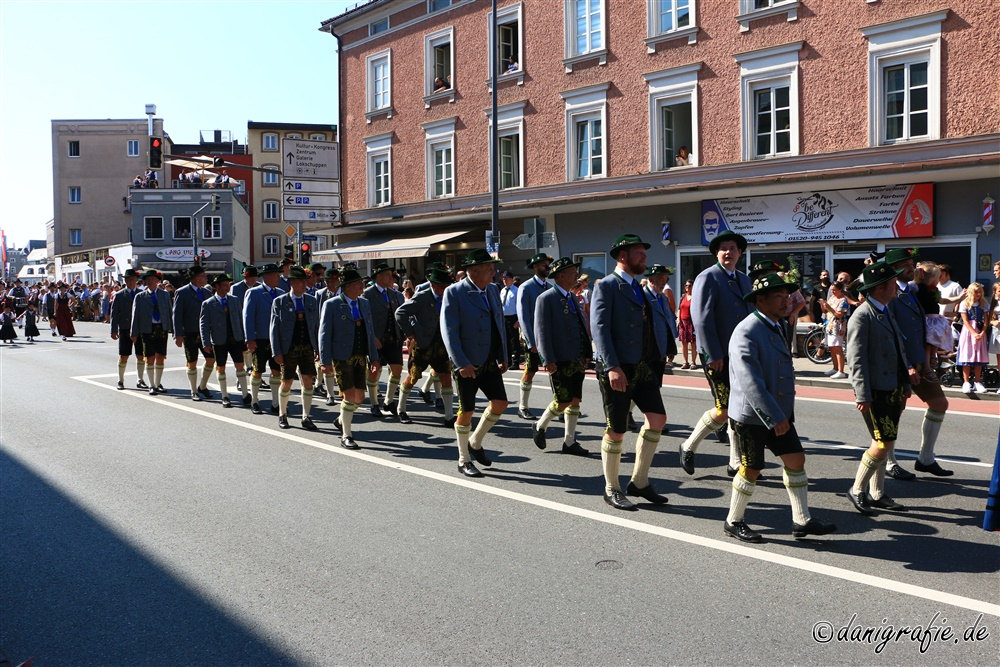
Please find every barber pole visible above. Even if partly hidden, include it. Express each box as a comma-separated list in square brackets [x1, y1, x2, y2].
[983, 195, 995, 233]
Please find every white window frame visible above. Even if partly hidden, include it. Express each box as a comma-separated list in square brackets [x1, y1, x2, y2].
[67, 140, 80, 158]
[561, 83, 608, 181]
[263, 235, 280, 257]
[262, 133, 278, 151]
[424, 27, 455, 106]
[127, 139, 140, 157]
[486, 102, 526, 190]
[68, 186, 82, 203]
[365, 132, 393, 208]
[737, 0, 799, 32]
[563, 0, 607, 72]
[366, 49, 393, 121]
[309, 133, 326, 141]
[646, 0, 698, 50]
[487, 3, 524, 86]
[143, 216, 164, 241]
[645, 62, 701, 171]
[235, 179, 246, 195]
[735, 41, 802, 161]
[262, 166, 279, 186]
[861, 10, 946, 147]
[69, 229, 82, 246]
[202, 215, 223, 240]
[422, 118, 457, 200]
[263, 200, 279, 221]
[172, 216, 193, 240]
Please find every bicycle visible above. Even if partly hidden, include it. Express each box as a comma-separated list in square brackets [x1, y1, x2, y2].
[802, 325, 832, 364]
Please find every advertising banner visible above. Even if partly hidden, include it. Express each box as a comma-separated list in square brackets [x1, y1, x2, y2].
[702, 183, 934, 246]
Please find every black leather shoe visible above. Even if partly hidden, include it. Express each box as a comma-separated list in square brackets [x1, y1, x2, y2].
[270, 405, 279, 415]
[847, 488, 875, 515]
[419, 389, 433, 405]
[561, 441, 591, 457]
[626, 481, 669, 505]
[136, 379, 149, 389]
[914, 460, 954, 477]
[869, 496, 906, 511]
[156, 384, 166, 393]
[222, 397, 232, 408]
[148, 387, 158, 396]
[333, 417, 343, 433]
[885, 464, 916, 481]
[278, 415, 290, 429]
[724, 520, 763, 543]
[679, 444, 695, 475]
[792, 518, 837, 538]
[381, 402, 397, 417]
[469, 446, 492, 467]
[603, 490, 638, 511]
[301, 417, 318, 431]
[399, 411, 414, 425]
[370, 404, 384, 419]
[341, 437, 360, 450]
[443, 416, 457, 429]
[314, 385, 327, 398]
[726, 464, 739, 477]
[458, 462, 482, 477]
[116, 381, 125, 390]
[242, 394, 252, 406]
[197, 387, 212, 399]
[435, 397, 445, 409]
[191, 392, 202, 402]
[518, 407, 534, 420]
[531, 423, 546, 450]
[251, 403, 263, 415]
[716, 428, 729, 444]
[325, 394, 336, 406]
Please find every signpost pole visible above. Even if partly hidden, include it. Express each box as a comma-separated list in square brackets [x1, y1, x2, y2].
[489, 0, 500, 254]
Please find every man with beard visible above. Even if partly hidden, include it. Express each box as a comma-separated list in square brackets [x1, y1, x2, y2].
[515, 253, 553, 419]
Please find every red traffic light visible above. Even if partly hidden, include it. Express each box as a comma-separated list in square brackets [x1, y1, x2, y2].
[301, 243, 310, 252]
[151, 138, 162, 148]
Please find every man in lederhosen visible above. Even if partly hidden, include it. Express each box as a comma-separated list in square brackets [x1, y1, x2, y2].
[200, 273, 251, 408]
[231, 265, 259, 372]
[846, 260, 920, 515]
[173, 265, 215, 402]
[315, 267, 342, 406]
[270, 266, 321, 430]
[679, 230, 753, 477]
[131, 269, 172, 395]
[363, 263, 406, 418]
[243, 263, 286, 414]
[515, 253, 553, 420]
[44, 283, 58, 335]
[318, 269, 379, 449]
[531, 257, 591, 456]
[110, 268, 146, 390]
[591, 234, 670, 511]
[394, 266, 454, 427]
[441, 249, 509, 477]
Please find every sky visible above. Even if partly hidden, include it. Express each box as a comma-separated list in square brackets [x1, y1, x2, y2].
[0, 0, 361, 249]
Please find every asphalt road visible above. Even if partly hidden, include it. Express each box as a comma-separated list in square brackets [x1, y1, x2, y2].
[2, 322, 998, 666]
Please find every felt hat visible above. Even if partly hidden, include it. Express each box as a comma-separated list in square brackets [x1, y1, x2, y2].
[884, 247, 919, 266]
[141, 269, 161, 280]
[743, 272, 798, 302]
[287, 266, 309, 281]
[242, 265, 259, 278]
[123, 268, 141, 278]
[212, 273, 233, 285]
[461, 248, 502, 267]
[549, 257, 580, 275]
[371, 262, 393, 276]
[340, 269, 364, 286]
[187, 265, 206, 277]
[259, 263, 281, 275]
[281, 258, 294, 266]
[609, 234, 651, 258]
[645, 264, 673, 277]
[325, 267, 341, 279]
[526, 253, 553, 269]
[427, 267, 454, 285]
[709, 229, 748, 255]
[310, 263, 326, 274]
[748, 260, 784, 280]
[857, 260, 905, 293]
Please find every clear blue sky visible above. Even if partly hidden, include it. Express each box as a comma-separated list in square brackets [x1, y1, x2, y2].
[0, 0, 356, 249]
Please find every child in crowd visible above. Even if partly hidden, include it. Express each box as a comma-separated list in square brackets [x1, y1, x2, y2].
[0, 302, 18, 344]
[20, 301, 41, 342]
[989, 282, 1000, 393]
[957, 282, 990, 393]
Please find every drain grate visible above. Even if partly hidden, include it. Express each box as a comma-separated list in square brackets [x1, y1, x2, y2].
[595, 560, 623, 571]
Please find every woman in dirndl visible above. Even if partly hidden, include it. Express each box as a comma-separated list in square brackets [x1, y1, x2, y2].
[54, 283, 76, 340]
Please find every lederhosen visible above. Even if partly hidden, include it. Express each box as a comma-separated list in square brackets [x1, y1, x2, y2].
[213, 297, 245, 366]
[862, 304, 909, 445]
[252, 290, 281, 375]
[454, 293, 507, 413]
[408, 299, 451, 378]
[117, 290, 144, 357]
[548, 293, 591, 405]
[377, 290, 403, 366]
[334, 304, 370, 391]
[183, 288, 214, 363]
[701, 265, 743, 411]
[281, 299, 315, 380]
[143, 292, 169, 357]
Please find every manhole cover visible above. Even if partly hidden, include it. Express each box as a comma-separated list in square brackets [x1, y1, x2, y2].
[595, 560, 623, 571]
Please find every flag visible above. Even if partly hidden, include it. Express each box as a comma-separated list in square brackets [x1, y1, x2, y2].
[1, 229, 7, 266]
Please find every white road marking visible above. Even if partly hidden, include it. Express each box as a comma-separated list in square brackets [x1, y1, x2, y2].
[72, 372, 1000, 617]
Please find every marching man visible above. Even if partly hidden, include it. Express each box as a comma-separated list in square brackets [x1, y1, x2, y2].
[130, 270, 172, 395]
[200, 273, 251, 408]
[110, 268, 146, 390]
[269, 266, 321, 431]
[515, 253, 553, 419]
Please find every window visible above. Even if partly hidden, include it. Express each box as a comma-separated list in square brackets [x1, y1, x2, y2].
[735, 41, 802, 161]
[69, 229, 82, 246]
[424, 28, 454, 103]
[563, 0, 606, 70]
[561, 83, 608, 181]
[365, 132, 393, 207]
[263, 166, 279, 186]
[286, 133, 302, 139]
[489, 3, 523, 81]
[737, 0, 799, 32]
[173, 216, 193, 239]
[264, 200, 279, 220]
[127, 140, 140, 157]
[367, 50, 392, 118]
[370, 17, 388, 35]
[202, 216, 222, 240]
[645, 63, 700, 171]
[263, 133, 278, 151]
[144, 216, 163, 240]
[373, 155, 391, 205]
[487, 102, 526, 190]
[423, 118, 456, 199]
[67, 141, 80, 158]
[647, 0, 698, 49]
[429, 0, 452, 11]
[69, 186, 82, 203]
[264, 235, 280, 256]
[574, 252, 607, 283]
[309, 133, 326, 141]
[235, 180, 246, 195]
[862, 10, 946, 146]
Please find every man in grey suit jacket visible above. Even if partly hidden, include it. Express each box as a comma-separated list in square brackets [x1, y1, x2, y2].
[319, 269, 379, 449]
[722, 273, 837, 543]
[200, 273, 250, 408]
[270, 266, 321, 431]
[846, 261, 920, 516]
[393, 266, 454, 426]
[363, 263, 406, 418]
[643, 264, 676, 378]
[591, 234, 670, 511]
[130, 270, 173, 395]
[314, 268, 342, 405]
[531, 257, 591, 456]
[441, 249, 509, 478]
[173, 265, 215, 401]
[681, 230, 753, 475]
[110, 268, 146, 390]
[515, 253, 552, 419]
[231, 265, 259, 371]
[243, 263, 285, 415]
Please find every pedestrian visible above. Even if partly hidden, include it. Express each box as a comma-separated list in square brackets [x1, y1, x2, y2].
[0, 303, 17, 343]
[821, 281, 849, 379]
[173, 266, 216, 402]
[531, 257, 592, 456]
[989, 282, 1000, 393]
[131, 270, 172, 394]
[110, 268, 147, 389]
[723, 272, 837, 542]
[809, 270, 832, 324]
[393, 266, 455, 427]
[957, 282, 990, 394]
[677, 279, 696, 369]
[200, 274, 251, 408]
[499, 270, 520, 369]
[440, 249, 509, 478]
[914, 262, 952, 375]
[936, 264, 964, 323]
[363, 263, 406, 418]
[679, 230, 753, 477]
[270, 266, 321, 430]
[515, 253, 554, 420]
[21, 301, 41, 342]
[319, 269, 380, 448]
[243, 263, 285, 414]
[592, 234, 670, 510]
[54, 283, 76, 340]
[845, 261, 920, 516]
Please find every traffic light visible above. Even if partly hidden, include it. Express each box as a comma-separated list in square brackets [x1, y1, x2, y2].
[300, 242, 311, 266]
[283, 244, 294, 261]
[210, 195, 220, 211]
[148, 136, 164, 170]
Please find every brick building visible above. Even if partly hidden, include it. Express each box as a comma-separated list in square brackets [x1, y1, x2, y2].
[320, 0, 999, 286]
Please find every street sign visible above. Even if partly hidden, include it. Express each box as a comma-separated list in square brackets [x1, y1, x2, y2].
[540, 232, 556, 248]
[103, 255, 116, 267]
[512, 233, 534, 250]
[302, 235, 319, 241]
[284, 180, 340, 194]
[283, 224, 297, 239]
[281, 139, 339, 180]
[282, 209, 340, 223]
[283, 194, 341, 209]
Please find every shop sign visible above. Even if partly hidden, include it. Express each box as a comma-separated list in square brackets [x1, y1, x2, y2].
[155, 247, 212, 261]
[702, 183, 934, 245]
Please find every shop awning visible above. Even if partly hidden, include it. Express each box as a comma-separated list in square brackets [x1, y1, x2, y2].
[141, 262, 228, 271]
[313, 230, 466, 262]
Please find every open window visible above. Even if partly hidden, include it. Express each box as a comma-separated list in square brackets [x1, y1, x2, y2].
[645, 62, 700, 170]
[424, 27, 455, 106]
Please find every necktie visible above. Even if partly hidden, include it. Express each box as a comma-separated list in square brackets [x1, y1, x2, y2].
[567, 294, 576, 313]
[269, 288, 276, 300]
[383, 289, 389, 303]
[631, 280, 644, 303]
[220, 297, 227, 309]
[197, 287, 205, 301]
[481, 291, 491, 312]
[350, 300, 361, 319]
[295, 297, 304, 313]
[657, 295, 664, 311]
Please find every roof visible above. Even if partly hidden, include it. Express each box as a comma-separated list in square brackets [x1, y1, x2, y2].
[319, 0, 394, 31]
[247, 121, 338, 132]
[26, 248, 48, 262]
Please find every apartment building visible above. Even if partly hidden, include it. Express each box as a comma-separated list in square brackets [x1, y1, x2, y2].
[320, 0, 999, 286]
